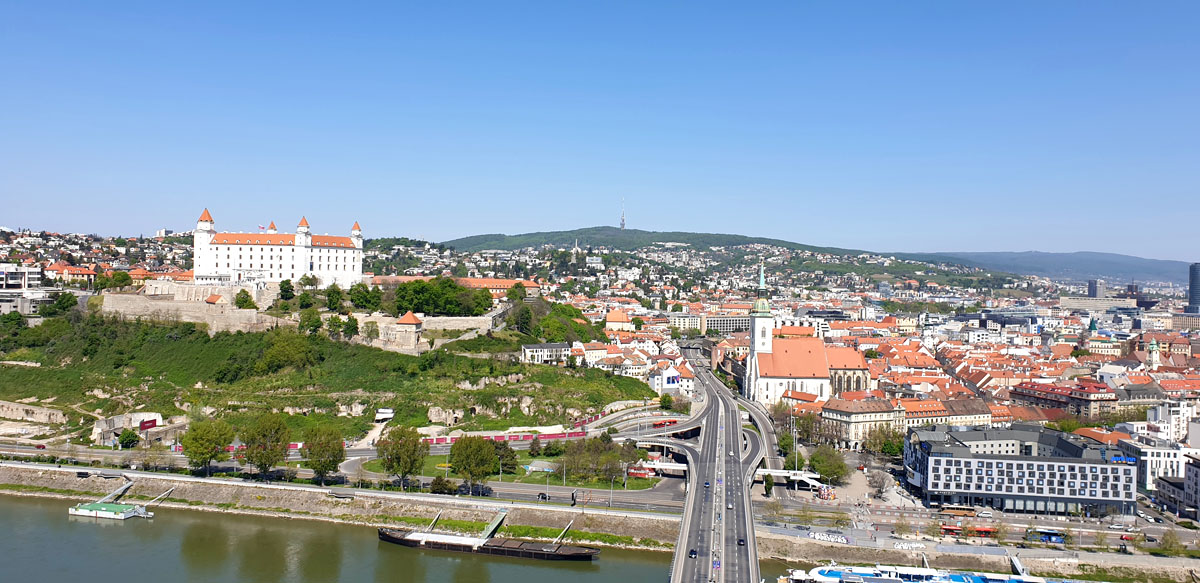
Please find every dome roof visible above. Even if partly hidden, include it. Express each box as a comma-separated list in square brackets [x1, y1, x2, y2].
[752, 297, 770, 316]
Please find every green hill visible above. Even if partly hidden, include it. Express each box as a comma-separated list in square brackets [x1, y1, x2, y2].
[442, 226, 861, 255]
[0, 314, 654, 435]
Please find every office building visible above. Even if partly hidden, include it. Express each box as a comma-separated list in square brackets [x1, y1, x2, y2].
[904, 424, 1137, 515]
[1188, 263, 1200, 314]
[1087, 279, 1104, 299]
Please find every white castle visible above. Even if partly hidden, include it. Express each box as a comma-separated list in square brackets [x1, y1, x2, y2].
[192, 209, 364, 288]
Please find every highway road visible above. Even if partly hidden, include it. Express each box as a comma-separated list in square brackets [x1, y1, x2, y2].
[669, 346, 764, 583]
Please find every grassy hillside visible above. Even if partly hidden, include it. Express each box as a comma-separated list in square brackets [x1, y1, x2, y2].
[442, 225, 861, 255]
[0, 315, 654, 434]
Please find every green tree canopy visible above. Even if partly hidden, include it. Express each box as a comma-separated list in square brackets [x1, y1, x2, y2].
[278, 279, 295, 300]
[111, 271, 133, 287]
[297, 291, 315, 309]
[451, 435, 498, 487]
[234, 289, 258, 310]
[376, 426, 429, 490]
[241, 413, 292, 479]
[506, 282, 526, 303]
[324, 284, 344, 311]
[342, 315, 358, 338]
[118, 427, 140, 449]
[302, 425, 346, 485]
[180, 419, 235, 476]
[298, 308, 323, 335]
[810, 445, 849, 484]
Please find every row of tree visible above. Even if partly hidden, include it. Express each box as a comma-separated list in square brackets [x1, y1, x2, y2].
[179, 415, 346, 485]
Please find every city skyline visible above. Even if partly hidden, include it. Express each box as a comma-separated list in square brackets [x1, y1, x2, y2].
[3, 3, 1199, 260]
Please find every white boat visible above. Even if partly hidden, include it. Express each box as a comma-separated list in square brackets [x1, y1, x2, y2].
[781, 563, 1061, 583]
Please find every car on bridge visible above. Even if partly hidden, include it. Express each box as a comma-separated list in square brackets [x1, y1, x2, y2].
[688, 549, 697, 559]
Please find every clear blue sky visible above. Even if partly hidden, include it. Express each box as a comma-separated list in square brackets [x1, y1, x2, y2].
[2, 2, 1198, 260]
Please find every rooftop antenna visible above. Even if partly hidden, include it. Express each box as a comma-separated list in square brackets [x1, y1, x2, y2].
[620, 198, 626, 231]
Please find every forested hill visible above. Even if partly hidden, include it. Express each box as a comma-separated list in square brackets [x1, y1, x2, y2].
[892, 251, 1192, 285]
[441, 226, 860, 255]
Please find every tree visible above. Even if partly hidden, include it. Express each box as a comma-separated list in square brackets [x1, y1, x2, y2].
[278, 279, 295, 300]
[451, 435, 498, 487]
[868, 470, 891, 498]
[764, 473, 774, 497]
[506, 282, 526, 303]
[118, 428, 140, 449]
[659, 394, 674, 410]
[111, 271, 133, 288]
[992, 521, 1008, 543]
[301, 425, 345, 486]
[764, 498, 783, 519]
[297, 291, 315, 309]
[299, 308, 323, 335]
[324, 284, 344, 311]
[529, 435, 542, 457]
[809, 445, 849, 484]
[429, 475, 456, 494]
[1093, 529, 1107, 551]
[376, 426, 429, 490]
[297, 274, 318, 290]
[513, 305, 534, 335]
[348, 282, 375, 310]
[180, 419, 235, 476]
[923, 521, 942, 538]
[632, 317, 644, 330]
[234, 289, 258, 310]
[342, 315, 358, 339]
[863, 348, 881, 359]
[894, 514, 912, 537]
[1159, 528, 1184, 556]
[326, 315, 343, 340]
[363, 321, 380, 341]
[493, 441, 519, 475]
[241, 413, 292, 480]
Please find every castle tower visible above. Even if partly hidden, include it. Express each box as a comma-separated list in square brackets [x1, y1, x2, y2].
[266, 221, 277, 234]
[193, 209, 216, 277]
[351, 221, 363, 248]
[295, 216, 311, 247]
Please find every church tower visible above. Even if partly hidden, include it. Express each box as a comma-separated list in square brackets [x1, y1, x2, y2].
[744, 262, 773, 403]
[1148, 338, 1161, 371]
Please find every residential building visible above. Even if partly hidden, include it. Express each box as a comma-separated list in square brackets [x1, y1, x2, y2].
[1117, 434, 1199, 492]
[520, 342, 571, 365]
[820, 398, 904, 450]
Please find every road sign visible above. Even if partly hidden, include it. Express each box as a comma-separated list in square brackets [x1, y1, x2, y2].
[713, 559, 721, 569]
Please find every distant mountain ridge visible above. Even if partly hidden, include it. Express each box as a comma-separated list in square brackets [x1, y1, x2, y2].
[892, 251, 1191, 285]
[439, 227, 1191, 284]
[442, 226, 861, 256]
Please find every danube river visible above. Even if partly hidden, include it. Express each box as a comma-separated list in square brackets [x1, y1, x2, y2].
[4, 496, 785, 582]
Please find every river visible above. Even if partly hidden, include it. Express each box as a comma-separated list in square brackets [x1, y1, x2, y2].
[4, 495, 796, 582]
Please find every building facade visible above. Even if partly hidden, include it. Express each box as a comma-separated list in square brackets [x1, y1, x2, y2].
[905, 424, 1137, 516]
[192, 209, 364, 288]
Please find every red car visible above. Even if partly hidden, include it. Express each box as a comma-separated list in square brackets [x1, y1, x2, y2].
[1120, 534, 1133, 541]
[35, 444, 46, 450]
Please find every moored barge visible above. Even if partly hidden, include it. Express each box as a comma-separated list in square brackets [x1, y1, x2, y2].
[378, 528, 600, 561]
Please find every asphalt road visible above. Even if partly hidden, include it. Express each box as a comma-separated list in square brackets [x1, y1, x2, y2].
[670, 347, 764, 583]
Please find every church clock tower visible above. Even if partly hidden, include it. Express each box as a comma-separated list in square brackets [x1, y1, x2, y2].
[744, 262, 773, 403]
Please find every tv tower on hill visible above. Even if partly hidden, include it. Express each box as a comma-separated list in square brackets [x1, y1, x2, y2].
[620, 198, 626, 230]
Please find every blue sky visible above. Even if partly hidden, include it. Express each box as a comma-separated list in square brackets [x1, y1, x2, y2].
[2, 2, 1198, 260]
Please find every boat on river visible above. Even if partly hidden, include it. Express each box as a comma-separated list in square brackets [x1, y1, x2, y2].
[378, 528, 600, 561]
[780, 563, 1081, 583]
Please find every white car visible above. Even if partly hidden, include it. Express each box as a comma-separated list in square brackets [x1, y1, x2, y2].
[977, 511, 993, 518]
[1108, 523, 1126, 530]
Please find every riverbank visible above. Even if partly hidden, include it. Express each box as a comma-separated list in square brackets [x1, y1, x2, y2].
[0, 461, 677, 552]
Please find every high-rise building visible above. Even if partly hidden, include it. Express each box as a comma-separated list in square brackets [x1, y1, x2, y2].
[1087, 279, 1104, 298]
[1187, 263, 1200, 314]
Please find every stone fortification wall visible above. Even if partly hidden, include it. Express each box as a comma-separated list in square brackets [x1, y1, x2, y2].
[142, 280, 279, 307]
[421, 315, 492, 331]
[101, 294, 293, 335]
[0, 400, 67, 424]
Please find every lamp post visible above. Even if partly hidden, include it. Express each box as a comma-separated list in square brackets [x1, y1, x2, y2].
[545, 472, 550, 501]
[498, 455, 503, 483]
[610, 475, 616, 507]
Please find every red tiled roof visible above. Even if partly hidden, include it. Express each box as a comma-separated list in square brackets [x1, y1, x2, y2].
[397, 311, 422, 325]
[198, 208, 213, 221]
[210, 233, 296, 246]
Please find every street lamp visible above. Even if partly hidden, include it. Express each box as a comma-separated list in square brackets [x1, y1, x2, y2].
[610, 475, 617, 507]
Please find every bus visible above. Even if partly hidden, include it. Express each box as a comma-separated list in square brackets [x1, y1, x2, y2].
[940, 524, 997, 537]
[652, 419, 679, 429]
[937, 504, 977, 518]
[1026, 528, 1066, 544]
